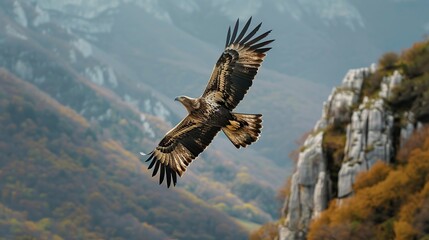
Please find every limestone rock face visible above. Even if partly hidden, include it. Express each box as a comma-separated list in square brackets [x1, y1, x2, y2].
[379, 70, 403, 99]
[338, 97, 394, 198]
[279, 67, 419, 240]
[280, 67, 370, 240]
[280, 132, 327, 240]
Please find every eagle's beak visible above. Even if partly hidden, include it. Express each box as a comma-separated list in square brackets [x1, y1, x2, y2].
[174, 96, 180, 101]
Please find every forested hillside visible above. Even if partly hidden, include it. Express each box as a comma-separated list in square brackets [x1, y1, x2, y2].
[0, 69, 247, 240]
[0, 0, 285, 228]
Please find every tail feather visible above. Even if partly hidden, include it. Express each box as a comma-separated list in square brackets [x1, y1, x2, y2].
[222, 113, 262, 148]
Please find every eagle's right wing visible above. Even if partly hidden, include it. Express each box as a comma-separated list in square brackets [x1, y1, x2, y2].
[145, 116, 221, 187]
[203, 17, 274, 110]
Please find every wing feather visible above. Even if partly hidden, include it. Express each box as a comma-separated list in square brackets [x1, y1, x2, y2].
[159, 165, 165, 185]
[144, 116, 221, 187]
[255, 47, 272, 54]
[203, 18, 274, 110]
[235, 17, 252, 43]
[171, 171, 177, 186]
[239, 22, 261, 44]
[147, 155, 156, 168]
[246, 30, 272, 46]
[152, 160, 160, 177]
[250, 39, 275, 50]
[166, 166, 171, 187]
[225, 27, 231, 48]
[229, 19, 239, 45]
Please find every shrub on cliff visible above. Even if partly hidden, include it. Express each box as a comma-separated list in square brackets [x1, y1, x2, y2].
[401, 40, 429, 78]
[379, 52, 399, 71]
[308, 125, 429, 239]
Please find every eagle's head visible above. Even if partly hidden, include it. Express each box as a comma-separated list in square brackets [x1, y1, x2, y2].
[175, 95, 200, 113]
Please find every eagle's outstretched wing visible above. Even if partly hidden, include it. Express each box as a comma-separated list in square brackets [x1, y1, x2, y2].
[145, 116, 221, 187]
[203, 17, 274, 110]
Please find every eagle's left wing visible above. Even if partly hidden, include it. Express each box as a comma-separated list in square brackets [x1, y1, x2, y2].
[203, 17, 274, 110]
[145, 116, 221, 187]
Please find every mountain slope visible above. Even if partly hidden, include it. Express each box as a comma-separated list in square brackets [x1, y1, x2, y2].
[25, 0, 330, 164]
[22, 0, 429, 165]
[0, 0, 285, 228]
[0, 68, 248, 240]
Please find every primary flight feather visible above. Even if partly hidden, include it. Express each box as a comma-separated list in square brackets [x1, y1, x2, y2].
[143, 17, 274, 187]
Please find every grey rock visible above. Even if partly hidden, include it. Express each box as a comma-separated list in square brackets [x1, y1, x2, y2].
[281, 67, 371, 239]
[338, 97, 394, 197]
[400, 111, 423, 147]
[297, 132, 324, 186]
[379, 70, 403, 99]
[341, 68, 369, 92]
[279, 65, 404, 239]
[285, 173, 301, 230]
[313, 171, 330, 218]
[338, 163, 361, 198]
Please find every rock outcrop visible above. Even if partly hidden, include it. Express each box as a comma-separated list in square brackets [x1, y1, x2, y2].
[279, 67, 419, 240]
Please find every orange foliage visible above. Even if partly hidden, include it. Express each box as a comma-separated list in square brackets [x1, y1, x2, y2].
[401, 41, 429, 63]
[397, 125, 429, 164]
[249, 222, 279, 240]
[309, 125, 429, 239]
[379, 52, 399, 70]
[401, 40, 429, 78]
[353, 161, 391, 191]
[394, 221, 418, 240]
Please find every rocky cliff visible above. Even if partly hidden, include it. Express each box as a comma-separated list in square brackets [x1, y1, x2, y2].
[279, 59, 426, 239]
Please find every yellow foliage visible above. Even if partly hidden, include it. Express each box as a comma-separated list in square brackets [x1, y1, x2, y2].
[309, 124, 429, 239]
[36, 218, 51, 230]
[118, 118, 128, 126]
[394, 221, 418, 240]
[401, 41, 429, 63]
[53, 235, 64, 240]
[397, 125, 429, 163]
[236, 171, 252, 182]
[249, 222, 279, 240]
[398, 194, 420, 223]
[24, 220, 38, 232]
[379, 52, 399, 70]
[353, 161, 391, 191]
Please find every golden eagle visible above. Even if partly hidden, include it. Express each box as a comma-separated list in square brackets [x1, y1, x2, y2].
[143, 17, 273, 187]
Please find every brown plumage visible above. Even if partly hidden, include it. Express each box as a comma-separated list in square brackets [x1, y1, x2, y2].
[143, 17, 274, 187]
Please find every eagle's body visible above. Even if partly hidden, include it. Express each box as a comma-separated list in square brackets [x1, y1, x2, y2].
[143, 18, 273, 187]
[177, 93, 231, 126]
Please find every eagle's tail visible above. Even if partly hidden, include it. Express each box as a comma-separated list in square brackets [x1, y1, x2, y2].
[222, 113, 262, 148]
